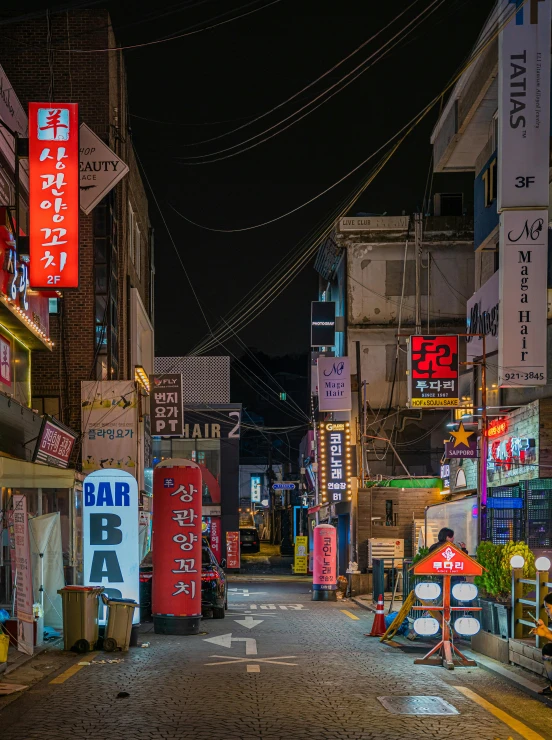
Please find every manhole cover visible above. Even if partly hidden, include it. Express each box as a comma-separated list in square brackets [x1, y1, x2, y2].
[378, 696, 459, 715]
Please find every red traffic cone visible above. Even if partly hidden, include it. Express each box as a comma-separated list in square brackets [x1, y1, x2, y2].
[366, 594, 386, 637]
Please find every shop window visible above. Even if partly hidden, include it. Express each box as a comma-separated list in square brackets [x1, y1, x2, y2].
[32, 396, 61, 419]
[48, 298, 59, 314]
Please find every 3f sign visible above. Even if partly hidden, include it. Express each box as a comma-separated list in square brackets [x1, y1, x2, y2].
[83, 470, 139, 624]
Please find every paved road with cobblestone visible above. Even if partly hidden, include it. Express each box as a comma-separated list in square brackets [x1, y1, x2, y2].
[1, 578, 551, 739]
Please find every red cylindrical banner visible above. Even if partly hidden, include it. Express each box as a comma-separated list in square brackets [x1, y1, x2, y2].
[153, 459, 202, 633]
[312, 524, 337, 599]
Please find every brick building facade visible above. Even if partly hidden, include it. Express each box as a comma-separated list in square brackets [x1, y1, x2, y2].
[2, 10, 153, 435]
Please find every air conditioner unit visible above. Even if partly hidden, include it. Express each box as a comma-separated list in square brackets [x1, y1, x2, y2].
[368, 538, 404, 567]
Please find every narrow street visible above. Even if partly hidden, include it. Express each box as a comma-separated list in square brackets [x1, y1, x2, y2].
[1, 577, 551, 740]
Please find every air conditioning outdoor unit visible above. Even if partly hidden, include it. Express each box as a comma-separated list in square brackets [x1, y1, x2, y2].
[368, 538, 404, 567]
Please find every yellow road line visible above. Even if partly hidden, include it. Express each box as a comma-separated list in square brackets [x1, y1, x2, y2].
[50, 653, 98, 685]
[455, 686, 545, 740]
[340, 609, 360, 620]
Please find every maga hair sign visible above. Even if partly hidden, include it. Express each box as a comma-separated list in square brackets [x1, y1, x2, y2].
[83, 469, 139, 624]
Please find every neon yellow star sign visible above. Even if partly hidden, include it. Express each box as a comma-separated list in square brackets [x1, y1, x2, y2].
[449, 422, 474, 448]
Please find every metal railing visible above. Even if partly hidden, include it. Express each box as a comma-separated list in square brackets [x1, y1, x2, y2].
[511, 567, 551, 648]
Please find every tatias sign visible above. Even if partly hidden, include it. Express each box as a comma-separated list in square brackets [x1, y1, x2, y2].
[83, 470, 140, 625]
[412, 542, 483, 577]
[79, 123, 129, 215]
[499, 210, 547, 387]
[29, 103, 79, 289]
[498, 0, 551, 209]
[408, 335, 459, 407]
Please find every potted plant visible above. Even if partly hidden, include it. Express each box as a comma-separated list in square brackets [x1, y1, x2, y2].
[475, 541, 535, 637]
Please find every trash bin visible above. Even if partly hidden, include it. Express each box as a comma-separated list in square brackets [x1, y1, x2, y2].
[101, 595, 137, 652]
[58, 586, 104, 653]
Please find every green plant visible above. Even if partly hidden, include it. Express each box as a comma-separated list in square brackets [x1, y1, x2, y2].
[412, 546, 429, 565]
[475, 541, 535, 601]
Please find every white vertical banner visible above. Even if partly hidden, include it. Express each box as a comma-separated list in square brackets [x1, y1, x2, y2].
[317, 356, 352, 411]
[499, 210, 548, 386]
[498, 0, 551, 209]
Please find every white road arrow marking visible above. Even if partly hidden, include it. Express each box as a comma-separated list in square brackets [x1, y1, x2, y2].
[205, 655, 297, 666]
[228, 589, 268, 597]
[234, 616, 264, 629]
[203, 633, 257, 655]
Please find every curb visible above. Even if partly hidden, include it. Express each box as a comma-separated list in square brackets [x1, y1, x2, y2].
[351, 597, 376, 612]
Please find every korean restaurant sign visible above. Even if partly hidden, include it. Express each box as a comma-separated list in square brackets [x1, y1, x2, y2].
[487, 401, 540, 487]
[319, 421, 352, 504]
[412, 542, 483, 577]
[79, 123, 129, 215]
[499, 210, 547, 387]
[317, 356, 352, 412]
[0, 209, 50, 343]
[407, 335, 459, 407]
[81, 380, 138, 476]
[83, 469, 140, 625]
[33, 416, 77, 468]
[498, 0, 551, 209]
[13, 494, 34, 655]
[151, 374, 184, 436]
[152, 460, 202, 624]
[29, 103, 79, 289]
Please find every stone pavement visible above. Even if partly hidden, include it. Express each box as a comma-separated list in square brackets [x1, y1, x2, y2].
[0, 577, 551, 740]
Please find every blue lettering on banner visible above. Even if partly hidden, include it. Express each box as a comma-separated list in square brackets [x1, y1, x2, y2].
[84, 481, 131, 507]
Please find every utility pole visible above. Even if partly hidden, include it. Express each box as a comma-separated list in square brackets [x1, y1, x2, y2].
[414, 212, 423, 335]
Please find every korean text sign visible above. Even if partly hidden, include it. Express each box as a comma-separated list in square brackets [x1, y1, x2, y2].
[408, 335, 459, 407]
[226, 531, 240, 569]
[151, 374, 184, 436]
[13, 494, 33, 621]
[29, 103, 79, 288]
[152, 460, 202, 618]
[319, 421, 351, 504]
[412, 542, 483, 577]
[83, 470, 140, 624]
[34, 417, 77, 468]
[312, 524, 337, 591]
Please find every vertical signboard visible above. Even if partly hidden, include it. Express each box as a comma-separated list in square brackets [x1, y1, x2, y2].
[294, 535, 308, 574]
[81, 381, 138, 475]
[312, 524, 337, 600]
[311, 301, 336, 346]
[317, 356, 352, 411]
[28, 103, 79, 289]
[250, 474, 262, 503]
[151, 374, 184, 436]
[319, 421, 352, 504]
[407, 335, 459, 407]
[83, 470, 140, 624]
[210, 517, 222, 563]
[499, 210, 547, 386]
[498, 0, 551, 209]
[79, 123, 129, 215]
[226, 531, 240, 569]
[152, 459, 202, 634]
[13, 494, 34, 654]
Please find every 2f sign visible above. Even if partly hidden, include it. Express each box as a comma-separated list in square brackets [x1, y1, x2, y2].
[83, 470, 140, 624]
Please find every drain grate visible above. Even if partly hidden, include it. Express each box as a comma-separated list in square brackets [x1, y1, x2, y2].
[378, 695, 459, 716]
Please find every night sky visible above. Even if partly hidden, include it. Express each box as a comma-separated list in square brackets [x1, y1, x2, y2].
[7, 0, 494, 361]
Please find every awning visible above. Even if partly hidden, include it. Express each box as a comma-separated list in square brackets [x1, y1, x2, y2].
[0, 455, 82, 488]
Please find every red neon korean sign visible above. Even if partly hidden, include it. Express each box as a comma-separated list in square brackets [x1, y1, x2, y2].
[487, 418, 509, 438]
[29, 103, 79, 289]
[152, 460, 202, 620]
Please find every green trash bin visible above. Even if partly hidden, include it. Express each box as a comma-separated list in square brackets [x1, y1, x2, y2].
[58, 586, 104, 653]
[101, 595, 137, 652]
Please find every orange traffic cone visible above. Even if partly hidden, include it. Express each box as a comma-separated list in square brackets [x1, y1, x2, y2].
[365, 594, 386, 637]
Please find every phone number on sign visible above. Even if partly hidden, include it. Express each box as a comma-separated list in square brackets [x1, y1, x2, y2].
[503, 372, 545, 382]
[411, 398, 459, 407]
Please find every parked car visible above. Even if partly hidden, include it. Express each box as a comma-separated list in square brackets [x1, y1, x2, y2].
[139, 542, 227, 621]
[240, 527, 260, 553]
[201, 541, 227, 619]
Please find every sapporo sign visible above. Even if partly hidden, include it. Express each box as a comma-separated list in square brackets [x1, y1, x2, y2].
[407, 335, 459, 407]
[29, 103, 79, 289]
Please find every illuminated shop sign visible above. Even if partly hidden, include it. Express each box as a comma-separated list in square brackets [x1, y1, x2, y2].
[486, 403, 540, 486]
[311, 301, 336, 347]
[29, 103, 79, 289]
[487, 418, 509, 438]
[407, 335, 459, 408]
[319, 421, 352, 504]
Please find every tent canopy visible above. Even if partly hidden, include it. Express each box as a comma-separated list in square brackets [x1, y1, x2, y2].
[0, 455, 81, 488]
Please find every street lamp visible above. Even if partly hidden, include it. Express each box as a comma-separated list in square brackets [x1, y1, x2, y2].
[510, 555, 525, 569]
[536, 557, 551, 572]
